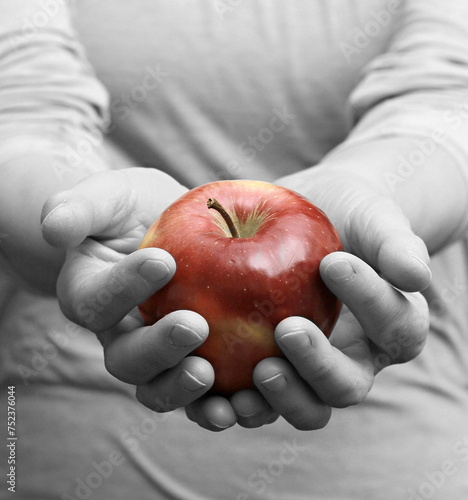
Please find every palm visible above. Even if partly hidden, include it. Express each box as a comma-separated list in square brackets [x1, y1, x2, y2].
[41, 167, 431, 432]
[330, 307, 375, 372]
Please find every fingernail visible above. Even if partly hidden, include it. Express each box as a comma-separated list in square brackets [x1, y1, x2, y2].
[41, 201, 67, 225]
[408, 252, 432, 281]
[180, 370, 207, 391]
[41, 203, 75, 231]
[41, 202, 84, 248]
[260, 373, 287, 392]
[279, 330, 312, 351]
[208, 420, 232, 430]
[325, 259, 355, 282]
[237, 410, 257, 418]
[169, 324, 203, 348]
[138, 259, 171, 283]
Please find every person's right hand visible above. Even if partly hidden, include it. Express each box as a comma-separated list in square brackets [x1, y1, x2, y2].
[41, 168, 216, 411]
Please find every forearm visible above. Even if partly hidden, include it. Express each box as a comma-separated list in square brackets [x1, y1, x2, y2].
[278, 136, 468, 255]
[0, 0, 108, 138]
[279, 0, 468, 256]
[0, 0, 110, 292]
[0, 144, 108, 293]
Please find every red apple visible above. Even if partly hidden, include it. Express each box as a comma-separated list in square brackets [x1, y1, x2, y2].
[138, 180, 342, 395]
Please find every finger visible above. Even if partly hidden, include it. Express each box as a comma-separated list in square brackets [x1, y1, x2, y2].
[41, 170, 136, 248]
[343, 193, 431, 292]
[275, 316, 374, 408]
[185, 396, 237, 432]
[101, 310, 210, 384]
[253, 358, 332, 431]
[136, 356, 214, 412]
[41, 168, 186, 248]
[320, 252, 429, 363]
[57, 241, 175, 332]
[230, 390, 279, 429]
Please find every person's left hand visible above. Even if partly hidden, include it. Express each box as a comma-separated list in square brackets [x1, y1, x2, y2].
[42, 168, 218, 412]
[185, 164, 431, 431]
[42, 167, 430, 432]
[185, 251, 429, 431]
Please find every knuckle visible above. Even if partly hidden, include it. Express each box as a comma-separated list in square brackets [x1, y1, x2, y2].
[387, 304, 429, 364]
[359, 282, 387, 310]
[140, 326, 184, 372]
[151, 394, 179, 413]
[57, 294, 97, 331]
[140, 347, 171, 375]
[326, 378, 371, 408]
[305, 352, 337, 382]
[104, 343, 151, 385]
[57, 277, 113, 333]
[108, 264, 135, 299]
[374, 293, 429, 365]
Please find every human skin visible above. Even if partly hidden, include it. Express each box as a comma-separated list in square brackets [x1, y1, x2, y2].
[3, 129, 465, 431]
[37, 133, 467, 431]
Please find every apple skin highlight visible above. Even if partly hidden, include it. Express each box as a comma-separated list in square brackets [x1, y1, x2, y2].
[139, 180, 342, 396]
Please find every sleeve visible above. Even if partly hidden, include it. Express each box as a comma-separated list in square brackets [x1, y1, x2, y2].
[0, 0, 109, 171]
[334, 0, 468, 171]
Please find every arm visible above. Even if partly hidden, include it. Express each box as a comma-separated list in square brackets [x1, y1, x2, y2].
[38, 0, 468, 432]
[0, 0, 109, 292]
[1, 2, 216, 417]
[279, 135, 467, 272]
[281, 0, 468, 255]
[257, 0, 468, 429]
[278, 0, 468, 289]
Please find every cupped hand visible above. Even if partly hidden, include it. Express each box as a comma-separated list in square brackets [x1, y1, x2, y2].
[185, 165, 432, 431]
[42, 168, 279, 428]
[41, 168, 216, 410]
[185, 250, 429, 432]
[253, 251, 429, 430]
[252, 166, 431, 431]
[42, 166, 432, 433]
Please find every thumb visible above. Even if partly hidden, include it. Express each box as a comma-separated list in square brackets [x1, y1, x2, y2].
[343, 193, 431, 292]
[280, 168, 431, 292]
[41, 168, 186, 248]
[40, 170, 132, 248]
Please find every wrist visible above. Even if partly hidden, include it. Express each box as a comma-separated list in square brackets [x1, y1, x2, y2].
[0, 143, 109, 294]
[278, 137, 468, 254]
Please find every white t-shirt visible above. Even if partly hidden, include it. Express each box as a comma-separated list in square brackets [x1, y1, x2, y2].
[1, 1, 468, 499]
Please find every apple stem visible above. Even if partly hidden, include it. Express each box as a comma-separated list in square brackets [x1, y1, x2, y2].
[207, 198, 240, 238]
